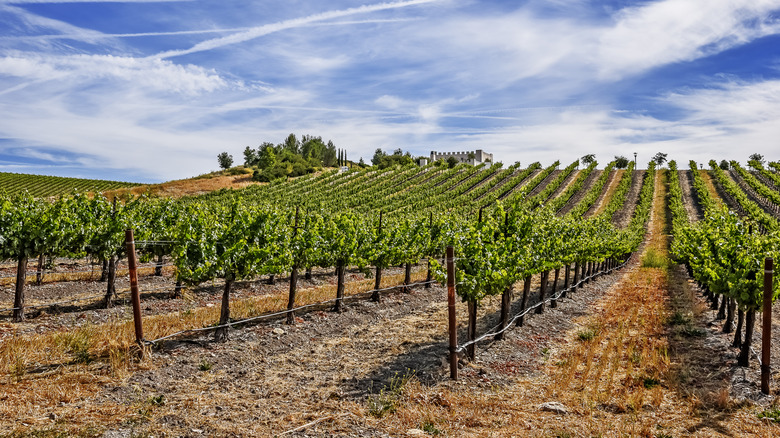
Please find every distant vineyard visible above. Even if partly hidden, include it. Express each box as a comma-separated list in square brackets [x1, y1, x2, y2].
[0, 172, 141, 197]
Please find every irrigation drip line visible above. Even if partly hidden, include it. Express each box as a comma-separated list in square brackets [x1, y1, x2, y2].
[143, 279, 438, 345]
[0, 262, 176, 280]
[0, 282, 184, 314]
[455, 256, 632, 353]
[0, 293, 107, 313]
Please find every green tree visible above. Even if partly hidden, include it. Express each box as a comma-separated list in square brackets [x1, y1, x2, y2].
[257, 144, 277, 170]
[581, 154, 596, 166]
[652, 152, 668, 167]
[301, 135, 325, 163]
[283, 133, 300, 155]
[614, 156, 630, 169]
[243, 146, 258, 167]
[372, 148, 386, 166]
[217, 152, 233, 169]
[323, 141, 337, 167]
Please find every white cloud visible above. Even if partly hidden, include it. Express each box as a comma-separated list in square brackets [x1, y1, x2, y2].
[594, 0, 780, 79]
[152, 0, 440, 59]
[0, 54, 229, 95]
[375, 95, 405, 109]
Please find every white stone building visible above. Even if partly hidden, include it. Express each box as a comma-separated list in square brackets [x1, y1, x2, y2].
[430, 149, 493, 165]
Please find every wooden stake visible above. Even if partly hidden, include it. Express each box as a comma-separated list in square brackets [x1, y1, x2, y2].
[762, 258, 773, 394]
[467, 300, 477, 361]
[125, 229, 144, 351]
[287, 207, 300, 324]
[446, 246, 457, 380]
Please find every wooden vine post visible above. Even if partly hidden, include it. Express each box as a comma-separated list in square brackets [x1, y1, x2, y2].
[762, 257, 774, 395]
[287, 206, 300, 324]
[104, 197, 118, 309]
[467, 300, 477, 360]
[425, 212, 433, 289]
[446, 246, 458, 380]
[125, 229, 144, 355]
[372, 211, 383, 302]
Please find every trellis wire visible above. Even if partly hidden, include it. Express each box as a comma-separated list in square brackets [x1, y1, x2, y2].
[455, 255, 633, 353]
[143, 279, 438, 345]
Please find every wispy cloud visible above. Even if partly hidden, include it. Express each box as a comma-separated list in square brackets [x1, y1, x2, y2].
[152, 0, 439, 59]
[0, 54, 230, 94]
[1, 0, 191, 3]
[593, 0, 780, 79]
[1, 0, 780, 181]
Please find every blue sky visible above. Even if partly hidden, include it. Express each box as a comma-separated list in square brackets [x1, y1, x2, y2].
[1, 0, 779, 183]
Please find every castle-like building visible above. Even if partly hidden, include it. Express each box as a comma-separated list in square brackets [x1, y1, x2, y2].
[429, 149, 493, 165]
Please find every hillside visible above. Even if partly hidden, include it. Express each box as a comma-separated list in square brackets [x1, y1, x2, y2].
[0, 172, 142, 198]
[1, 159, 779, 436]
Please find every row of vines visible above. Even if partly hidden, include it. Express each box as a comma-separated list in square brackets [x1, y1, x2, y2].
[1, 160, 649, 346]
[0, 172, 140, 198]
[670, 160, 780, 366]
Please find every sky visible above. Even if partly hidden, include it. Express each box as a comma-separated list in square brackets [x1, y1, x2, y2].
[1, 0, 779, 183]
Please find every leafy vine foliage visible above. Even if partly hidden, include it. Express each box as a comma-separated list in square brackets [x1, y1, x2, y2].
[1, 160, 660, 339]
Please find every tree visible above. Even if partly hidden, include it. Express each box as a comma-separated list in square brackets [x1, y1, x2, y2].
[301, 136, 325, 163]
[446, 156, 458, 168]
[323, 141, 337, 167]
[719, 159, 730, 170]
[283, 133, 300, 155]
[581, 154, 596, 166]
[217, 152, 233, 169]
[372, 148, 386, 166]
[652, 152, 668, 167]
[749, 153, 765, 165]
[243, 146, 258, 167]
[614, 156, 630, 169]
[257, 144, 277, 170]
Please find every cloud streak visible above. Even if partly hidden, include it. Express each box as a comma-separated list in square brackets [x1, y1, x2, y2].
[1, 0, 780, 181]
[151, 0, 439, 59]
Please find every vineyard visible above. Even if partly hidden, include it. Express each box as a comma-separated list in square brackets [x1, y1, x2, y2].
[0, 172, 142, 198]
[1, 158, 780, 436]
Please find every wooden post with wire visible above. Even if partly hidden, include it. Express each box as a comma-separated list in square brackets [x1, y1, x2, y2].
[446, 246, 458, 380]
[762, 257, 773, 395]
[125, 229, 144, 357]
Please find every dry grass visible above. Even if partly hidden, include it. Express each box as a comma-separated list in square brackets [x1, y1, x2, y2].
[589, 169, 624, 217]
[0, 264, 174, 289]
[1, 268, 427, 378]
[0, 268, 428, 435]
[103, 171, 260, 200]
[698, 169, 726, 208]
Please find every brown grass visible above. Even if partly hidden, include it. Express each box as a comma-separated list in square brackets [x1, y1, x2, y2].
[0, 267, 429, 435]
[0, 265, 175, 288]
[103, 171, 260, 199]
[698, 169, 725, 208]
[0, 268, 428, 378]
[589, 169, 623, 217]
